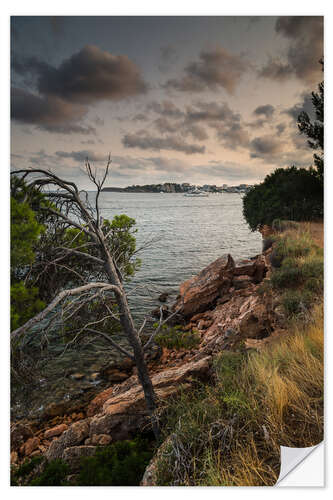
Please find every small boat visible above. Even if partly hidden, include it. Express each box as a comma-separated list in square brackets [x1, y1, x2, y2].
[184, 188, 209, 197]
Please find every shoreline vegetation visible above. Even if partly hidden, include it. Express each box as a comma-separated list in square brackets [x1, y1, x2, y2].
[101, 182, 251, 194]
[11, 220, 323, 486]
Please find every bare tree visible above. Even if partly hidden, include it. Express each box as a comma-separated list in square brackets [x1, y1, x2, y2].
[11, 158, 180, 439]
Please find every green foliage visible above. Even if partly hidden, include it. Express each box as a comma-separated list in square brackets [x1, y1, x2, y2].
[29, 459, 69, 486]
[10, 178, 47, 331]
[297, 59, 323, 180]
[11, 196, 45, 270]
[10, 282, 45, 330]
[281, 290, 313, 316]
[11, 456, 44, 485]
[268, 229, 323, 317]
[243, 167, 323, 231]
[76, 437, 153, 486]
[102, 214, 141, 278]
[154, 324, 200, 350]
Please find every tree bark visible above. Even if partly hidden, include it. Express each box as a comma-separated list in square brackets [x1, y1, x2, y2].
[103, 244, 160, 439]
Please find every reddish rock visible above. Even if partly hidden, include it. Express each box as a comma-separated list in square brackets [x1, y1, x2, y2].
[44, 424, 69, 439]
[252, 255, 267, 283]
[174, 254, 235, 318]
[233, 275, 252, 290]
[86, 433, 112, 446]
[87, 387, 115, 417]
[46, 419, 90, 461]
[22, 437, 40, 456]
[104, 369, 129, 383]
[11, 422, 33, 451]
[89, 357, 211, 440]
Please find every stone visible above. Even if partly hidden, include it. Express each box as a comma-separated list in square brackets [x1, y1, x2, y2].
[158, 292, 169, 302]
[10, 451, 18, 464]
[233, 275, 252, 290]
[46, 419, 90, 461]
[87, 433, 112, 446]
[234, 260, 256, 276]
[89, 357, 211, 441]
[11, 422, 33, 451]
[151, 305, 169, 319]
[71, 373, 85, 380]
[252, 255, 267, 283]
[44, 423, 69, 439]
[22, 437, 40, 456]
[44, 402, 67, 418]
[103, 369, 129, 383]
[174, 254, 235, 318]
[87, 387, 115, 417]
[29, 450, 42, 458]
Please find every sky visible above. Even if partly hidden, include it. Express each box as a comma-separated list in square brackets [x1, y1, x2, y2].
[10, 15, 323, 189]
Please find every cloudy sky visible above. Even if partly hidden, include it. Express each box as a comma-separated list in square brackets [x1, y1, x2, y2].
[10, 16, 323, 189]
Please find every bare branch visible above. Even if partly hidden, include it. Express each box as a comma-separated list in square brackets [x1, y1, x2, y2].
[11, 283, 122, 341]
[56, 246, 104, 265]
[143, 303, 184, 351]
[85, 327, 134, 360]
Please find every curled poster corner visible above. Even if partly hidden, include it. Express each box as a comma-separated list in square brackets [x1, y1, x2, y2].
[276, 442, 324, 486]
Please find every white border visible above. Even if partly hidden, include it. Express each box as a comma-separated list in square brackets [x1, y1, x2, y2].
[1, 1, 331, 497]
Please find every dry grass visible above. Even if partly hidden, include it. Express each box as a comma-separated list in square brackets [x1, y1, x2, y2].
[300, 221, 324, 249]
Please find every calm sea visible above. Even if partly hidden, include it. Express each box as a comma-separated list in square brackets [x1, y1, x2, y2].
[96, 191, 262, 318]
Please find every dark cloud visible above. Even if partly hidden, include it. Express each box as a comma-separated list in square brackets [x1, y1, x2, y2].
[214, 123, 250, 150]
[55, 150, 108, 163]
[283, 93, 315, 121]
[181, 124, 208, 141]
[163, 47, 249, 94]
[11, 45, 147, 133]
[11, 87, 95, 134]
[122, 132, 205, 154]
[276, 123, 287, 136]
[147, 100, 184, 119]
[154, 117, 175, 134]
[253, 104, 275, 119]
[13, 45, 148, 103]
[259, 16, 323, 85]
[184, 101, 249, 150]
[249, 135, 285, 159]
[185, 101, 241, 123]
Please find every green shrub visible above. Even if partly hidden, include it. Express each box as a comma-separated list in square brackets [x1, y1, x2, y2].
[154, 325, 200, 350]
[29, 459, 69, 486]
[76, 437, 153, 486]
[11, 456, 44, 485]
[270, 264, 303, 290]
[281, 290, 313, 316]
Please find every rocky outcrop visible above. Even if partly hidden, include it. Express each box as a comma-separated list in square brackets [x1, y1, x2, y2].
[174, 254, 235, 318]
[46, 419, 91, 461]
[44, 423, 68, 439]
[11, 422, 33, 451]
[43, 357, 211, 465]
[173, 254, 267, 319]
